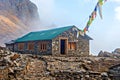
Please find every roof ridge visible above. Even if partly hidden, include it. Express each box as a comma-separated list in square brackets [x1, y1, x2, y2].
[32, 25, 74, 33]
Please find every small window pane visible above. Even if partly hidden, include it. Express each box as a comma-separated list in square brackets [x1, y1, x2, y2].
[28, 42, 34, 51]
[38, 42, 47, 51]
[18, 43, 24, 51]
[68, 42, 76, 50]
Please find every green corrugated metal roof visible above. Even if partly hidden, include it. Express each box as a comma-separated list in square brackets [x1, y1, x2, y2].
[15, 25, 74, 42]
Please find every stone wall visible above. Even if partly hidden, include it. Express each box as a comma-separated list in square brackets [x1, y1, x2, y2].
[0, 48, 30, 80]
[6, 44, 14, 52]
[14, 40, 52, 55]
[77, 36, 89, 56]
[50, 71, 103, 80]
[108, 64, 120, 80]
[52, 26, 90, 56]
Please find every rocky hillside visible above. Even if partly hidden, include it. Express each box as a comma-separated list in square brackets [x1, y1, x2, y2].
[0, 46, 120, 80]
[0, 0, 40, 46]
[98, 48, 120, 58]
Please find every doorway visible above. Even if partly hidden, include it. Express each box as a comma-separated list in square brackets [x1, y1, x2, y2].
[60, 39, 66, 55]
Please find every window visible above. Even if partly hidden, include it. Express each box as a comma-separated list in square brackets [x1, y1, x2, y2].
[18, 43, 24, 51]
[38, 42, 47, 51]
[68, 42, 76, 50]
[28, 42, 34, 51]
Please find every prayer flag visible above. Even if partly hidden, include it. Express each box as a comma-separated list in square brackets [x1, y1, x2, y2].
[98, 3, 103, 19]
[81, 0, 107, 35]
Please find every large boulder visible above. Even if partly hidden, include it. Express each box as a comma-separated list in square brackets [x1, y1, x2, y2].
[98, 49, 120, 58]
[113, 48, 120, 54]
[98, 51, 113, 57]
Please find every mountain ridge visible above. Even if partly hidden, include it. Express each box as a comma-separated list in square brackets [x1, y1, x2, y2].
[0, 0, 40, 46]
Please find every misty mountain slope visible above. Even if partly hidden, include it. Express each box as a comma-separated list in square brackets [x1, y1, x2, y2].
[0, 0, 40, 46]
[0, 12, 28, 46]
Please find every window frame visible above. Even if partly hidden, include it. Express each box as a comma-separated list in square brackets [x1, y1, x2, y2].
[18, 43, 24, 51]
[38, 41, 47, 51]
[68, 42, 76, 50]
[27, 42, 34, 51]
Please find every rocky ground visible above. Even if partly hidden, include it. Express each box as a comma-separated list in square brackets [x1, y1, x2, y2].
[0, 47, 120, 80]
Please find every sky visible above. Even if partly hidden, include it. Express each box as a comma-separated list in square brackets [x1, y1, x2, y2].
[30, 0, 120, 55]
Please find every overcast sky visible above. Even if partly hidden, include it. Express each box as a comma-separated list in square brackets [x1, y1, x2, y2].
[30, 0, 120, 55]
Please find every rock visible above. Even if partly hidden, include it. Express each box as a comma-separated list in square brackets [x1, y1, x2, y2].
[0, 59, 8, 66]
[98, 50, 104, 56]
[0, 74, 4, 79]
[98, 49, 120, 58]
[0, 47, 30, 79]
[101, 72, 108, 77]
[113, 48, 120, 54]
[10, 54, 20, 61]
[98, 51, 113, 57]
[101, 72, 109, 80]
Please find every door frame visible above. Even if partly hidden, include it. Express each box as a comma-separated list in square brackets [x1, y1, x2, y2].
[59, 37, 68, 55]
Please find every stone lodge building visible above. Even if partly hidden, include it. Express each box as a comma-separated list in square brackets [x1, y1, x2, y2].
[5, 25, 92, 56]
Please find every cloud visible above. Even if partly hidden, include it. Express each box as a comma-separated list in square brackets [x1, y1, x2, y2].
[30, 0, 55, 17]
[111, 0, 120, 2]
[30, 0, 55, 26]
[115, 6, 120, 21]
[84, 0, 90, 1]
